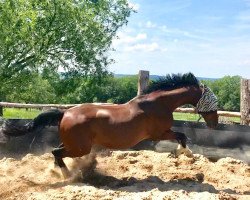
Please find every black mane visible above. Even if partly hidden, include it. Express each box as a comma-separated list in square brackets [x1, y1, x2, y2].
[144, 72, 200, 94]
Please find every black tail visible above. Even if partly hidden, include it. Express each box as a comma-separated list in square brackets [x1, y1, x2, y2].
[1, 109, 64, 137]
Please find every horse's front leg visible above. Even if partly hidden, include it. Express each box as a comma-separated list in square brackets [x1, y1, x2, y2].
[161, 130, 193, 158]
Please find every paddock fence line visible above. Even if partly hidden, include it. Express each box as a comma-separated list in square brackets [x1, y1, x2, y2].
[0, 101, 241, 118]
[0, 70, 248, 123]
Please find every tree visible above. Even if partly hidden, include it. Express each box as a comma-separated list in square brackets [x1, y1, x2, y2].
[0, 70, 56, 103]
[202, 76, 241, 111]
[0, 0, 132, 77]
[49, 74, 138, 104]
[108, 75, 138, 103]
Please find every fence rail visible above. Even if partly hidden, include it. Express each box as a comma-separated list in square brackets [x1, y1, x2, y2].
[0, 70, 247, 122]
[0, 101, 241, 118]
[0, 102, 77, 109]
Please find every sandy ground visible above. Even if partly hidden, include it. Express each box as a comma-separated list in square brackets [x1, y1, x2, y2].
[0, 149, 249, 200]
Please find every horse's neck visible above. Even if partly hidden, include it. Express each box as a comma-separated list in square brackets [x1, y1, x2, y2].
[158, 86, 202, 111]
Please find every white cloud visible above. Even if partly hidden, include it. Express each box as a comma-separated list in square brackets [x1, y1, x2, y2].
[146, 21, 157, 28]
[159, 25, 213, 41]
[135, 33, 147, 40]
[128, 2, 140, 11]
[113, 32, 147, 46]
[124, 42, 165, 52]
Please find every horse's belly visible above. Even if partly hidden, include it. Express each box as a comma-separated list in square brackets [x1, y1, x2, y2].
[93, 130, 149, 149]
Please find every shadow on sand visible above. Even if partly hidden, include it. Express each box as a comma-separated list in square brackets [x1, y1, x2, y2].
[45, 170, 244, 195]
[83, 171, 241, 194]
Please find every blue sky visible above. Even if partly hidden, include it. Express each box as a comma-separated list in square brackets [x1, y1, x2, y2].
[109, 0, 250, 78]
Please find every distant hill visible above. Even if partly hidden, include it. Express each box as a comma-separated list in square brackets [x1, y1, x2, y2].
[114, 74, 217, 81]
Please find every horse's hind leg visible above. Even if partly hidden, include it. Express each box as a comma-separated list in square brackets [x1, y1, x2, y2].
[52, 145, 71, 179]
[52, 140, 93, 179]
[53, 143, 65, 167]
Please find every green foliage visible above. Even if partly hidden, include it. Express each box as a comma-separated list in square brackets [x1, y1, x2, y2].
[105, 75, 138, 103]
[50, 74, 138, 104]
[0, 70, 56, 103]
[0, 0, 132, 103]
[202, 76, 241, 111]
[42, 69, 137, 104]
[0, 0, 132, 76]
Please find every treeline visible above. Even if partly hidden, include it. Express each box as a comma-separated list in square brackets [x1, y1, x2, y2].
[202, 76, 241, 112]
[0, 70, 241, 112]
[0, 70, 138, 105]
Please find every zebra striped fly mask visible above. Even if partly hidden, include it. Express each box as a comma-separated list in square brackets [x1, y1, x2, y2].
[196, 84, 218, 113]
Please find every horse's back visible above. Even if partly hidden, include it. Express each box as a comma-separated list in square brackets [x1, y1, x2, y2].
[59, 102, 150, 149]
[60, 103, 134, 133]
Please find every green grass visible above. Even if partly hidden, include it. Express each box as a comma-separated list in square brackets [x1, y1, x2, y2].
[2, 108, 240, 123]
[173, 112, 202, 121]
[174, 112, 240, 123]
[3, 108, 42, 119]
[3, 108, 202, 120]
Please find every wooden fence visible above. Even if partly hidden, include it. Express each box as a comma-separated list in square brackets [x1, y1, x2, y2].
[0, 70, 248, 124]
[241, 79, 250, 125]
[0, 101, 241, 118]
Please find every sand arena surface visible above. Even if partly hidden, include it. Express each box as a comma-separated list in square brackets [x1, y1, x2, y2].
[0, 150, 249, 200]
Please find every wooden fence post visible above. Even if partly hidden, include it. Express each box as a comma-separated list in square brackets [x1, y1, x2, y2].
[137, 70, 149, 95]
[240, 78, 250, 125]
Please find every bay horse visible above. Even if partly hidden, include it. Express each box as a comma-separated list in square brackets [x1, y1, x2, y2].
[1, 73, 218, 178]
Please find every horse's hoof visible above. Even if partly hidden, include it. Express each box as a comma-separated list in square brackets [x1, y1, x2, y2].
[170, 151, 175, 157]
[185, 151, 194, 158]
[185, 149, 194, 157]
[54, 162, 60, 169]
[171, 149, 179, 158]
[173, 145, 194, 158]
[61, 167, 71, 179]
[184, 148, 194, 158]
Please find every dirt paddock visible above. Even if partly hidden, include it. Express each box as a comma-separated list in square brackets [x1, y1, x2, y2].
[0, 149, 249, 200]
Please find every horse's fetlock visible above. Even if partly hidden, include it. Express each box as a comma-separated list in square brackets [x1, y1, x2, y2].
[52, 148, 62, 157]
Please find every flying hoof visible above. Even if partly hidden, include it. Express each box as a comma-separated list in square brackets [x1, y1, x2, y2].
[174, 144, 194, 158]
[61, 167, 71, 179]
[54, 161, 60, 169]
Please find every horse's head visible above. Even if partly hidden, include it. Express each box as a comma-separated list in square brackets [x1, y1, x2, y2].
[196, 84, 218, 129]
